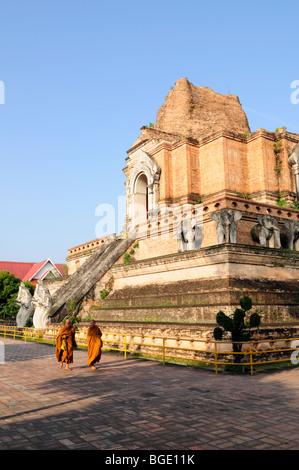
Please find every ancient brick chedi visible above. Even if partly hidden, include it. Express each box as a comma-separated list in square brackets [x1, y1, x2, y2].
[124, 78, 297, 231]
[154, 78, 250, 138]
[58, 79, 299, 325]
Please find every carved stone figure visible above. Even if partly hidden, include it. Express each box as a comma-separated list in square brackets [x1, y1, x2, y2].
[289, 142, 299, 201]
[176, 218, 203, 252]
[15, 282, 34, 327]
[250, 214, 281, 248]
[210, 209, 242, 244]
[32, 280, 52, 328]
[280, 219, 299, 250]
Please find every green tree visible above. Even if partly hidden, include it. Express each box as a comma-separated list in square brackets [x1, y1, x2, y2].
[0, 271, 34, 319]
[213, 295, 261, 363]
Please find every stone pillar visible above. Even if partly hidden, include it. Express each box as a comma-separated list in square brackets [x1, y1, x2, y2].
[148, 184, 154, 217]
[151, 182, 160, 217]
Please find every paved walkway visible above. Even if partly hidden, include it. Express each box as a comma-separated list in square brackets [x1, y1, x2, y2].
[0, 337, 299, 450]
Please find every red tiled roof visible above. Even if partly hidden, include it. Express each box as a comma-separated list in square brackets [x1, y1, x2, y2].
[0, 262, 36, 281]
[24, 260, 47, 281]
[40, 270, 49, 280]
[55, 264, 66, 276]
[0, 260, 65, 281]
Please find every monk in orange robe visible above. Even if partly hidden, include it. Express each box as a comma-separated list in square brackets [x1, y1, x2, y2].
[56, 318, 77, 371]
[87, 320, 102, 370]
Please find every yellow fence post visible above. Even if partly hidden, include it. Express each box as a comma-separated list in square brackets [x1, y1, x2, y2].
[124, 335, 127, 359]
[24, 327, 27, 342]
[4, 326, 6, 338]
[38, 329, 40, 344]
[249, 342, 253, 375]
[215, 341, 218, 374]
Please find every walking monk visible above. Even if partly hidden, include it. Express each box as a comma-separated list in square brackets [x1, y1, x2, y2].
[56, 318, 77, 371]
[87, 320, 102, 370]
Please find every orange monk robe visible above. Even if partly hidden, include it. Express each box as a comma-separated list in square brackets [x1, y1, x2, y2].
[55, 324, 76, 364]
[87, 325, 102, 367]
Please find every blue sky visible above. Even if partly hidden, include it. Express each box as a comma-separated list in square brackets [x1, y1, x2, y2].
[0, 0, 298, 263]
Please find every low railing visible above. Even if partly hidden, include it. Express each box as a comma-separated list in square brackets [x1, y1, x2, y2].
[0, 325, 298, 374]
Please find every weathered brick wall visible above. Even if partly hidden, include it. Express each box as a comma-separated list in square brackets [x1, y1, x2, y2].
[40, 321, 299, 365]
[67, 129, 299, 273]
[73, 244, 299, 325]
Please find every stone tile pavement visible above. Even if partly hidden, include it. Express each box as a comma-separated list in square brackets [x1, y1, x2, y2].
[0, 337, 299, 450]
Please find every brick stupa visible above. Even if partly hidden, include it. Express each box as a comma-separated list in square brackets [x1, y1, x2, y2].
[60, 78, 299, 328]
[155, 77, 250, 138]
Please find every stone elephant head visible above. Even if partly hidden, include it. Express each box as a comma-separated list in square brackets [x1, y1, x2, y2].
[250, 214, 281, 248]
[210, 209, 242, 244]
[176, 218, 203, 252]
[280, 219, 299, 251]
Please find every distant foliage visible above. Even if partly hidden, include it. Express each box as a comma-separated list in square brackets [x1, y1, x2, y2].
[0, 271, 34, 319]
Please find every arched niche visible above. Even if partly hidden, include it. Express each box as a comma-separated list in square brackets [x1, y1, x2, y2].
[134, 173, 149, 226]
[126, 150, 161, 229]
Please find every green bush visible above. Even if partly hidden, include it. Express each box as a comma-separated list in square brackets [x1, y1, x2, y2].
[277, 199, 288, 207]
[100, 288, 111, 299]
[239, 294, 252, 312]
[213, 327, 223, 341]
[68, 300, 77, 313]
[25, 318, 33, 328]
[213, 295, 261, 363]
[249, 312, 261, 328]
[216, 311, 233, 332]
[123, 253, 132, 265]
[0, 271, 34, 319]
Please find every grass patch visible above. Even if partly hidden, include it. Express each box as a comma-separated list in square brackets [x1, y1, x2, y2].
[253, 359, 299, 372]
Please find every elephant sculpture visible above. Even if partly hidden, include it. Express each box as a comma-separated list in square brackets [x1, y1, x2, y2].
[210, 209, 242, 244]
[15, 282, 34, 327]
[176, 217, 203, 252]
[280, 219, 299, 250]
[250, 214, 281, 248]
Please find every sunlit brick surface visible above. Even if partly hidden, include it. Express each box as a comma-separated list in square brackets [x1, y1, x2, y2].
[0, 337, 299, 450]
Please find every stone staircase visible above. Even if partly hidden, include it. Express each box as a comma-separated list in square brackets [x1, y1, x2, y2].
[49, 234, 135, 323]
